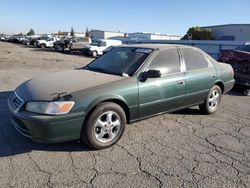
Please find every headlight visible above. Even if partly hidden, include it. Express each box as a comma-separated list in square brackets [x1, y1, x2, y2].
[25, 101, 75, 115]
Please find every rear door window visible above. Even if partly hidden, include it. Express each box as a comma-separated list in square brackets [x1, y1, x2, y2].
[181, 48, 208, 71]
[148, 48, 181, 75]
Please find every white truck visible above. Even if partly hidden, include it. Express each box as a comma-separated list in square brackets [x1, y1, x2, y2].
[35, 37, 59, 48]
[84, 39, 122, 57]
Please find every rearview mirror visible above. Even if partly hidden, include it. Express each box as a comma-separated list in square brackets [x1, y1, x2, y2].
[139, 70, 161, 82]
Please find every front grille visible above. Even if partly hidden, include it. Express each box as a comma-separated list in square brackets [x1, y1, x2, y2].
[9, 92, 24, 109]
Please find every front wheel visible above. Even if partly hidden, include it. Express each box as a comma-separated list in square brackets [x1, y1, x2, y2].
[92, 50, 98, 57]
[40, 43, 46, 48]
[81, 102, 126, 149]
[199, 85, 222, 114]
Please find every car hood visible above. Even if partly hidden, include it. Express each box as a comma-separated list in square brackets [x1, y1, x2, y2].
[15, 69, 124, 101]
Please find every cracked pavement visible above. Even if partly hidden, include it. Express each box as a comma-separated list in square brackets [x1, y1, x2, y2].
[0, 42, 250, 187]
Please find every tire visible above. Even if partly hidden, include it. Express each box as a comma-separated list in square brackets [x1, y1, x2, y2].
[92, 50, 98, 58]
[40, 43, 46, 48]
[59, 47, 65, 53]
[65, 49, 70, 54]
[81, 102, 126, 149]
[199, 85, 222, 114]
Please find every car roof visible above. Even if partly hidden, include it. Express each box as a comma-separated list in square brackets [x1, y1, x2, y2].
[121, 43, 198, 50]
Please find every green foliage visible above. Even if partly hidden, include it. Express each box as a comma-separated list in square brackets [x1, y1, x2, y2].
[27, 29, 35, 36]
[182, 26, 215, 40]
[70, 27, 75, 37]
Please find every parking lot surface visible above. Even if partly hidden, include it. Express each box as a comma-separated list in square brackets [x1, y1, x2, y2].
[0, 42, 250, 188]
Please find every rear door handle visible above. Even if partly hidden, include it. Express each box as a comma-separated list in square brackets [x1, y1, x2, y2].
[211, 75, 215, 78]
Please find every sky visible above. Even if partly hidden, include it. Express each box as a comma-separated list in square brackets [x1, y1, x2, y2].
[0, 0, 249, 36]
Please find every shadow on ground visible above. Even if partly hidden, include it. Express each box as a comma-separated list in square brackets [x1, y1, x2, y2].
[0, 91, 91, 157]
[228, 86, 250, 96]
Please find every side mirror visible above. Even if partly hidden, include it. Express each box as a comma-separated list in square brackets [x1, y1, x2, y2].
[139, 70, 161, 82]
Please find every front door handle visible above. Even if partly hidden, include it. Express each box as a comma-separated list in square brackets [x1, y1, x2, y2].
[177, 81, 184, 85]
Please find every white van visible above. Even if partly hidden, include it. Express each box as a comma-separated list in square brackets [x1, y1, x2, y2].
[85, 39, 122, 57]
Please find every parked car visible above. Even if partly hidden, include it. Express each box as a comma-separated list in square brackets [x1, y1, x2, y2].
[55, 37, 91, 53]
[218, 42, 250, 88]
[0, 35, 6, 41]
[8, 44, 234, 149]
[54, 36, 72, 52]
[83, 39, 122, 57]
[2, 35, 11, 42]
[35, 37, 58, 48]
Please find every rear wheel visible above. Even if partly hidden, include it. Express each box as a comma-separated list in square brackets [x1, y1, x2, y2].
[81, 102, 126, 149]
[199, 85, 222, 114]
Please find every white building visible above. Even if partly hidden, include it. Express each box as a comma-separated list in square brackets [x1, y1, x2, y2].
[89, 30, 125, 39]
[53, 32, 86, 38]
[200, 24, 250, 41]
[128, 32, 182, 40]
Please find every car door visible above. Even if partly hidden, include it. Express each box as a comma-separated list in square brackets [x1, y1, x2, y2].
[47, 38, 54, 47]
[180, 48, 217, 105]
[74, 38, 84, 49]
[71, 39, 77, 49]
[138, 48, 186, 118]
[98, 41, 108, 55]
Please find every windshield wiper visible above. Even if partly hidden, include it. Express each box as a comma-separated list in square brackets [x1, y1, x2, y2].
[85, 66, 122, 76]
[85, 66, 113, 75]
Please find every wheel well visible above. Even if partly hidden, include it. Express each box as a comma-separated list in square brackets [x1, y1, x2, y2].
[215, 82, 224, 93]
[84, 99, 130, 126]
[102, 99, 130, 123]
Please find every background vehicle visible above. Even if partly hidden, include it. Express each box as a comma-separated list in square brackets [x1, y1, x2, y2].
[30, 36, 48, 46]
[35, 37, 58, 48]
[84, 39, 122, 57]
[56, 37, 91, 53]
[219, 42, 250, 88]
[0, 35, 6, 41]
[54, 36, 71, 51]
[8, 44, 234, 149]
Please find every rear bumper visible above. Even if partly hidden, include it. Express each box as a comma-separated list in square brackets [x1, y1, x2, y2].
[224, 79, 235, 94]
[8, 100, 85, 143]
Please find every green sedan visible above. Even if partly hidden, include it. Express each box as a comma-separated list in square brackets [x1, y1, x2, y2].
[8, 44, 235, 149]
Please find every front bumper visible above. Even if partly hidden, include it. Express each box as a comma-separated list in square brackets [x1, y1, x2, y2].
[8, 99, 85, 143]
[235, 73, 250, 88]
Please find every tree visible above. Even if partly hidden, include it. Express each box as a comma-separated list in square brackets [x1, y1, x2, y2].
[85, 27, 90, 37]
[70, 27, 75, 37]
[182, 26, 215, 40]
[27, 29, 35, 36]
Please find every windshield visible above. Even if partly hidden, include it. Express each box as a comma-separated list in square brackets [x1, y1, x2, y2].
[85, 47, 153, 76]
[236, 45, 250, 52]
[47, 38, 54, 41]
[91, 41, 102, 46]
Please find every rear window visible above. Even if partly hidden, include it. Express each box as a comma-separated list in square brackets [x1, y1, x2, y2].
[236, 45, 250, 52]
[181, 48, 208, 71]
[83, 38, 89, 42]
